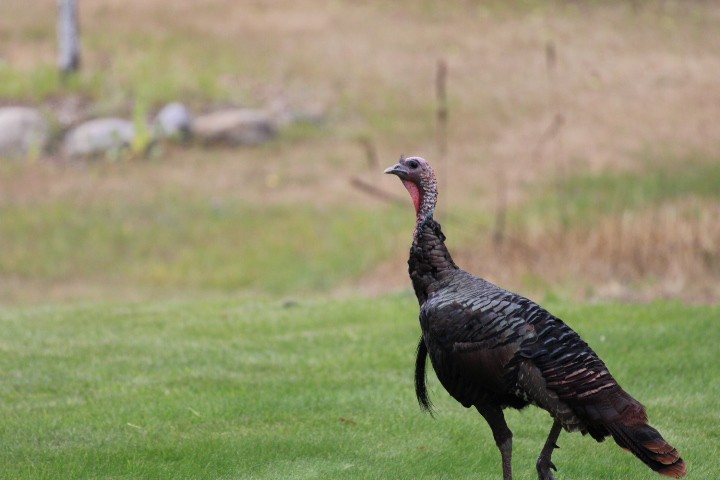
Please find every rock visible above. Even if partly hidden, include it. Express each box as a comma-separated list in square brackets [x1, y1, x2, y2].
[192, 108, 277, 146]
[153, 102, 192, 140]
[63, 118, 134, 157]
[0, 107, 50, 159]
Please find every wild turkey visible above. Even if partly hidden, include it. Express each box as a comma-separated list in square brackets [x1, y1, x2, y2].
[384, 156, 686, 480]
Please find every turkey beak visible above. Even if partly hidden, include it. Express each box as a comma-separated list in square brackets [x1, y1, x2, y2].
[384, 163, 409, 179]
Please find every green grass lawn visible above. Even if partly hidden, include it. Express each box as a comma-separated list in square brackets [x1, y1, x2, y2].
[1, 296, 717, 479]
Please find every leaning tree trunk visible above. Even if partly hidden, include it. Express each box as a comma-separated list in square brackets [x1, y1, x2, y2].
[57, 0, 81, 76]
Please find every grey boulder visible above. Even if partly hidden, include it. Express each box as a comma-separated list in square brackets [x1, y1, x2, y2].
[63, 118, 135, 157]
[193, 108, 276, 146]
[0, 107, 49, 159]
[153, 102, 192, 139]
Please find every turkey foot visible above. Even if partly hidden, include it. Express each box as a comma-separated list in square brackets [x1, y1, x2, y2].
[536, 458, 556, 480]
[536, 420, 561, 480]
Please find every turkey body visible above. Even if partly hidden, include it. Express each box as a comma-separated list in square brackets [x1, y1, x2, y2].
[385, 156, 686, 480]
[414, 220, 628, 439]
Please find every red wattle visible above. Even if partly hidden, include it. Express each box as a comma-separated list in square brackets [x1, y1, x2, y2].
[402, 180, 422, 215]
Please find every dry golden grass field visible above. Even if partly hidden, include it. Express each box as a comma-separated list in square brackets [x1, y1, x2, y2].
[1, 0, 719, 303]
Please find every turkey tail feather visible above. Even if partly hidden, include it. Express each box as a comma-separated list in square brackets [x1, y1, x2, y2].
[607, 422, 686, 478]
[415, 337, 434, 415]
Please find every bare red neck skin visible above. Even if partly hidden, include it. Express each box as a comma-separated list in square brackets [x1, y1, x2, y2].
[402, 180, 422, 216]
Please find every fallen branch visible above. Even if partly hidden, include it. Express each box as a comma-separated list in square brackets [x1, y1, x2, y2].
[350, 176, 404, 204]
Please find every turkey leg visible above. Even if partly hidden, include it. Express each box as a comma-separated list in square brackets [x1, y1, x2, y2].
[476, 404, 513, 480]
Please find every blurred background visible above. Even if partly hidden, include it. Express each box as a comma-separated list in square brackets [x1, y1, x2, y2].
[1, 0, 719, 306]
